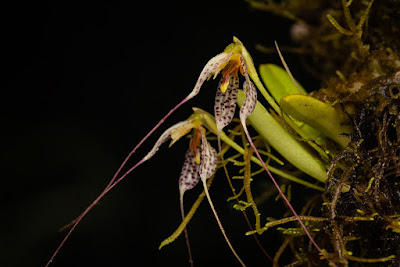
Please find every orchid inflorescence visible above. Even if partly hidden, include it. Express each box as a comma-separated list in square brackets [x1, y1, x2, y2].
[46, 37, 352, 267]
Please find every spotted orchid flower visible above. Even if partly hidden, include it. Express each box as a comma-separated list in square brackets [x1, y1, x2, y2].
[143, 117, 218, 266]
[174, 123, 217, 201]
[144, 116, 246, 266]
[184, 37, 258, 135]
[214, 54, 256, 133]
[140, 114, 217, 200]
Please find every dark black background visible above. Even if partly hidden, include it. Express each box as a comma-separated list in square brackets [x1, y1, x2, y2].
[2, 1, 313, 266]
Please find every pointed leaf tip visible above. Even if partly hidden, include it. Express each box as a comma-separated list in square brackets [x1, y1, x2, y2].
[259, 64, 307, 103]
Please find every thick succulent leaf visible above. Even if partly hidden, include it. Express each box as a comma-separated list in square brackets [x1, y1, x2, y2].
[237, 90, 327, 182]
[258, 64, 332, 154]
[143, 120, 194, 161]
[280, 95, 353, 148]
[214, 76, 239, 132]
[259, 64, 307, 103]
[187, 52, 233, 99]
[199, 132, 217, 182]
[179, 149, 201, 198]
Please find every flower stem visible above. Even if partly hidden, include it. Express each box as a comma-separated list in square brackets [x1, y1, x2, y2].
[201, 180, 247, 267]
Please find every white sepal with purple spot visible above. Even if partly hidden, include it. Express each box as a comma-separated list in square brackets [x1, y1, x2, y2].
[214, 75, 239, 132]
[239, 79, 257, 126]
[199, 132, 217, 182]
[187, 52, 233, 100]
[143, 120, 193, 161]
[179, 149, 201, 198]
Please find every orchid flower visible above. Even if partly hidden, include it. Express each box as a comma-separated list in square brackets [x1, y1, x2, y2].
[142, 115, 245, 266]
[213, 54, 258, 133]
[186, 37, 258, 134]
[144, 118, 211, 266]
[203, 39, 258, 209]
[142, 117, 217, 193]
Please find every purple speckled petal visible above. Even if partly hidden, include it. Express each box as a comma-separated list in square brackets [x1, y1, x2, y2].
[240, 56, 252, 87]
[143, 120, 193, 161]
[239, 78, 257, 126]
[199, 131, 218, 182]
[179, 149, 201, 197]
[238, 55, 257, 125]
[187, 52, 233, 100]
[214, 75, 239, 132]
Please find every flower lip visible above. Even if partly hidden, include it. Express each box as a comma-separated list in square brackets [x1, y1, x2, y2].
[220, 55, 241, 93]
[189, 127, 203, 164]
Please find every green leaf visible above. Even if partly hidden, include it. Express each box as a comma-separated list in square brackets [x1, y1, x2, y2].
[237, 90, 327, 182]
[258, 64, 332, 158]
[259, 64, 307, 103]
[280, 95, 353, 148]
